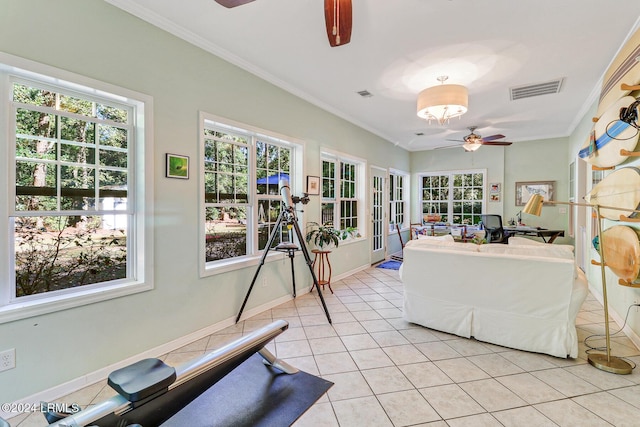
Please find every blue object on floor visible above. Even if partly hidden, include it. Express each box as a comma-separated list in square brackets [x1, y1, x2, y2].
[376, 260, 402, 270]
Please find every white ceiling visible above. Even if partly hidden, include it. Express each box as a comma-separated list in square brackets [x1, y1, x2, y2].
[106, 0, 640, 151]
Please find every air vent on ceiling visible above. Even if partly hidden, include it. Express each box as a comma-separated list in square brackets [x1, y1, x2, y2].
[510, 78, 564, 100]
[356, 90, 373, 98]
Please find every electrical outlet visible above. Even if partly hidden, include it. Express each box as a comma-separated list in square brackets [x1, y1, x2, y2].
[0, 348, 15, 372]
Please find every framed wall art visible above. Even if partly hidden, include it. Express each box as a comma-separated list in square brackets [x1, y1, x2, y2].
[306, 175, 320, 195]
[166, 153, 189, 179]
[515, 181, 555, 206]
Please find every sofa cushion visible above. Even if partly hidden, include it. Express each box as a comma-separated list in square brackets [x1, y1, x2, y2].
[415, 234, 454, 241]
[478, 243, 574, 260]
[508, 236, 574, 253]
[408, 237, 479, 252]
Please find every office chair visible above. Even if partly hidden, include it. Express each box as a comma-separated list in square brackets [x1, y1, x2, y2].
[480, 214, 512, 244]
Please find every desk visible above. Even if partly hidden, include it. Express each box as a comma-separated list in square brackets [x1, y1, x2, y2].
[504, 227, 565, 244]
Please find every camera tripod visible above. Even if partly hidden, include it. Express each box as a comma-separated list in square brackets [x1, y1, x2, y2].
[235, 192, 332, 324]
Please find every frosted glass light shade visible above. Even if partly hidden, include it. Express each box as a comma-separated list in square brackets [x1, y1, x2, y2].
[417, 84, 468, 125]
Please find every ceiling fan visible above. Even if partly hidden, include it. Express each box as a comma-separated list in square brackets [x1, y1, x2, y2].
[214, 0, 352, 47]
[446, 126, 513, 152]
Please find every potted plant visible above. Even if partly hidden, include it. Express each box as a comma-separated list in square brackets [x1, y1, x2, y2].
[305, 222, 342, 250]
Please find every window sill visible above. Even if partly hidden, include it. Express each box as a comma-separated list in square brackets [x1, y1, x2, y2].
[0, 280, 153, 325]
[201, 250, 294, 278]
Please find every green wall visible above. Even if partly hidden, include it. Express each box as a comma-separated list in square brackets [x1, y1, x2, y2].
[0, 0, 409, 401]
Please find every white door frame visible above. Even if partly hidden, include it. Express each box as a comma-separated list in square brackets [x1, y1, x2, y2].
[370, 166, 387, 264]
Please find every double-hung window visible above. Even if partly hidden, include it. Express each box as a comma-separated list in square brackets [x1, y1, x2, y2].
[419, 170, 485, 225]
[321, 153, 363, 234]
[201, 113, 301, 273]
[0, 54, 152, 322]
[389, 171, 408, 231]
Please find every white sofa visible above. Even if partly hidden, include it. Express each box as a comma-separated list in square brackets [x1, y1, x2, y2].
[400, 236, 588, 358]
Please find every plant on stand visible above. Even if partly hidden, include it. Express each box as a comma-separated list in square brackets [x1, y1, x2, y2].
[305, 222, 343, 250]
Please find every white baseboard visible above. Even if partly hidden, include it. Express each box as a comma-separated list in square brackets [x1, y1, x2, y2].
[1, 293, 295, 420]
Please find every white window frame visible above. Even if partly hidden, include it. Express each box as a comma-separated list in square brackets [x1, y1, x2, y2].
[199, 112, 304, 277]
[0, 52, 154, 324]
[320, 150, 366, 240]
[389, 169, 409, 233]
[417, 169, 486, 225]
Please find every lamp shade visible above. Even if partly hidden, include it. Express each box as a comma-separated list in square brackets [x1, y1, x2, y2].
[463, 142, 482, 152]
[417, 84, 468, 125]
[523, 193, 544, 216]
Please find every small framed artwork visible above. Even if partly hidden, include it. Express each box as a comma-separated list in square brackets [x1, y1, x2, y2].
[515, 180, 555, 206]
[306, 176, 320, 195]
[490, 193, 501, 202]
[490, 183, 501, 194]
[166, 153, 189, 179]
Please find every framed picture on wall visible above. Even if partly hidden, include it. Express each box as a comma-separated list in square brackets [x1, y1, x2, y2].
[515, 181, 555, 206]
[166, 153, 189, 179]
[306, 176, 320, 195]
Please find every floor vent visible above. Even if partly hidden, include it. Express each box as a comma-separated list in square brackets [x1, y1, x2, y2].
[510, 78, 563, 100]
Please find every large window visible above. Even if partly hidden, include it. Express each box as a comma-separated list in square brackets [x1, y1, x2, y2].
[201, 114, 301, 272]
[321, 153, 363, 233]
[0, 55, 152, 322]
[419, 170, 485, 225]
[389, 171, 408, 231]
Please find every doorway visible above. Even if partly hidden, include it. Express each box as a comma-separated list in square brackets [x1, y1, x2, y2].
[371, 167, 387, 264]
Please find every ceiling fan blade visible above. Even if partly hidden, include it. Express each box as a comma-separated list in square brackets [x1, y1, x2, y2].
[324, 0, 352, 47]
[480, 141, 512, 146]
[480, 134, 506, 142]
[214, 0, 255, 8]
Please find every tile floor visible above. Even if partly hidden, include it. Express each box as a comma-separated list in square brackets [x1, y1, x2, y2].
[8, 265, 640, 426]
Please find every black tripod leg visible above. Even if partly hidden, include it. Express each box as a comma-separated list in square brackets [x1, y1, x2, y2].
[289, 251, 296, 298]
[236, 212, 284, 323]
[291, 218, 332, 324]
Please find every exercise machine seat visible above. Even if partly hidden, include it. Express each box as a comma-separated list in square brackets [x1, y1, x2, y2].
[108, 358, 176, 403]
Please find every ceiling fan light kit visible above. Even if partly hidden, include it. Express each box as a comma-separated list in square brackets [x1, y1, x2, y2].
[417, 76, 468, 125]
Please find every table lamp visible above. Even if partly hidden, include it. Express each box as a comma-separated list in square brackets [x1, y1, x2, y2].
[523, 193, 636, 374]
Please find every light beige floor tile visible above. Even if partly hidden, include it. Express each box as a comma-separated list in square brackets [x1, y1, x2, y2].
[459, 379, 527, 412]
[608, 385, 640, 409]
[163, 350, 206, 366]
[323, 371, 373, 401]
[351, 310, 383, 321]
[370, 330, 410, 347]
[434, 358, 491, 383]
[532, 368, 601, 397]
[415, 341, 461, 361]
[332, 321, 367, 336]
[565, 363, 636, 390]
[297, 305, 325, 316]
[367, 300, 396, 310]
[360, 319, 395, 333]
[419, 383, 485, 420]
[492, 406, 557, 427]
[496, 373, 565, 404]
[377, 389, 441, 426]
[340, 333, 380, 351]
[343, 302, 373, 312]
[315, 351, 358, 375]
[399, 327, 442, 343]
[534, 399, 612, 426]
[467, 353, 524, 377]
[205, 332, 243, 350]
[299, 314, 330, 327]
[350, 348, 394, 370]
[446, 338, 495, 356]
[292, 401, 339, 426]
[399, 362, 453, 388]
[445, 413, 503, 427]
[309, 336, 347, 355]
[282, 355, 319, 375]
[382, 344, 429, 365]
[573, 391, 640, 426]
[360, 366, 414, 394]
[331, 396, 394, 427]
[375, 308, 403, 319]
[276, 339, 313, 358]
[499, 350, 558, 371]
[302, 324, 336, 339]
